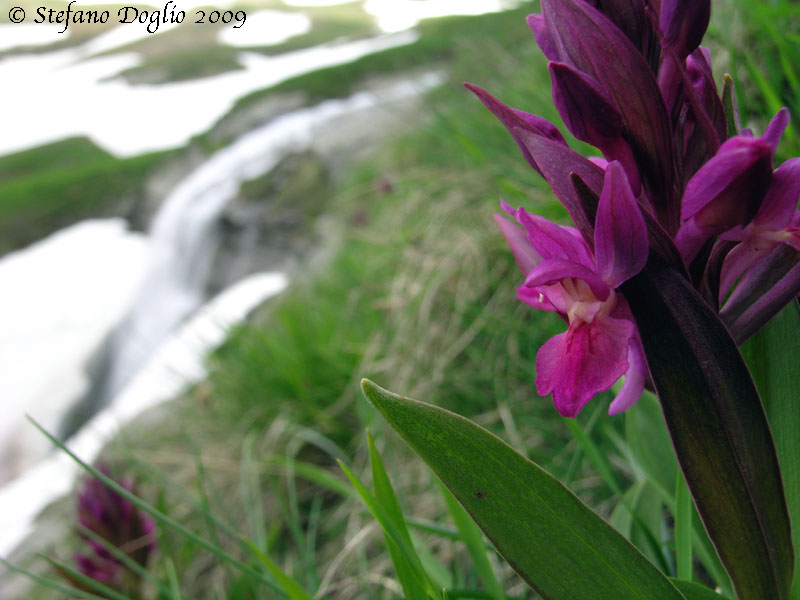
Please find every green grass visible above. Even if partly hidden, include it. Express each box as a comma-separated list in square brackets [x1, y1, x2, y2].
[113, 46, 244, 84]
[709, 0, 800, 157]
[0, 138, 175, 253]
[0, 137, 111, 180]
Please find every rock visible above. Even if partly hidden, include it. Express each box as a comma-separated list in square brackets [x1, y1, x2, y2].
[207, 150, 330, 295]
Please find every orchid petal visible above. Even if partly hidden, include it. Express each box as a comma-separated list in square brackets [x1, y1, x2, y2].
[591, 0, 649, 55]
[549, 62, 622, 142]
[494, 213, 542, 276]
[514, 208, 594, 267]
[755, 157, 800, 229]
[536, 316, 633, 418]
[523, 257, 611, 302]
[763, 108, 790, 154]
[686, 47, 727, 144]
[608, 337, 647, 415]
[674, 216, 710, 264]
[726, 257, 800, 345]
[595, 161, 649, 288]
[719, 240, 774, 302]
[722, 245, 800, 343]
[681, 136, 773, 229]
[589, 157, 609, 169]
[517, 284, 561, 313]
[548, 63, 642, 193]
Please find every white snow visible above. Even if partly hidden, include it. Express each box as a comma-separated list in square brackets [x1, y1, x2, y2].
[0, 220, 147, 484]
[0, 23, 67, 51]
[0, 30, 418, 157]
[217, 10, 312, 47]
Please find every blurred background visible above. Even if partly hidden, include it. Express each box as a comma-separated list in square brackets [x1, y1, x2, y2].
[0, 0, 798, 597]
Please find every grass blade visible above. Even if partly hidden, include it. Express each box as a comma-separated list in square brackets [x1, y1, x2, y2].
[367, 430, 430, 600]
[244, 541, 315, 600]
[339, 457, 440, 599]
[27, 418, 283, 595]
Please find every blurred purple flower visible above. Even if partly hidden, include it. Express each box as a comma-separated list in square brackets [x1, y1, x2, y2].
[73, 464, 156, 589]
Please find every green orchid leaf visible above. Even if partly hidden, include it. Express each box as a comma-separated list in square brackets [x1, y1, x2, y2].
[621, 255, 794, 600]
[440, 483, 504, 600]
[361, 379, 687, 600]
[741, 299, 800, 600]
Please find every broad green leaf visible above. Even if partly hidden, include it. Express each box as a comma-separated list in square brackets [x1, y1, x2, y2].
[361, 379, 687, 600]
[671, 580, 728, 600]
[440, 483, 504, 600]
[741, 299, 800, 600]
[621, 255, 793, 600]
[367, 431, 430, 600]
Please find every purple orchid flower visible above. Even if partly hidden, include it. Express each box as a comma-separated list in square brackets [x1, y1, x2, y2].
[497, 162, 649, 417]
[469, 0, 800, 420]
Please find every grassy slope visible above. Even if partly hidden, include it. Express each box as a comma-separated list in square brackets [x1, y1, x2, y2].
[0, 138, 175, 253]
